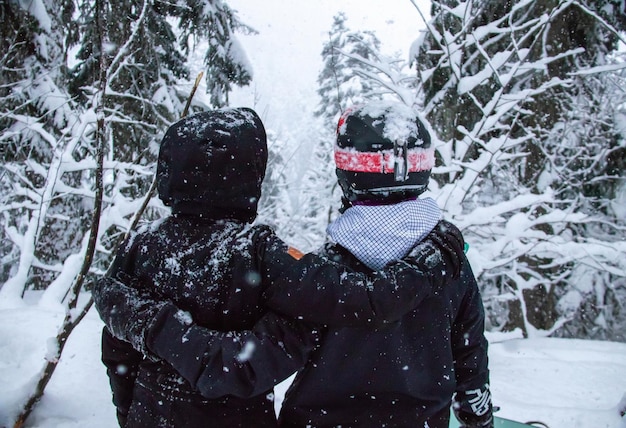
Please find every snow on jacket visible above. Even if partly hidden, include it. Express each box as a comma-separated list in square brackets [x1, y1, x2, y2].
[273, 203, 491, 428]
[99, 220, 317, 428]
[93, 108, 460, 428]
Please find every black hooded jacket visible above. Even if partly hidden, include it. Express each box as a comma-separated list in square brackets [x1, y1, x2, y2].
[94, 108, 460, 428]
[97, 108, 290, 428]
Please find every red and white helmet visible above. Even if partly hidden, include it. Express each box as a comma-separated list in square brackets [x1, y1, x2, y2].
[335, 101, 434, 204]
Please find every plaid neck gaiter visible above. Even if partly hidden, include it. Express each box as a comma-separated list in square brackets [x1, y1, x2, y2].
[326, 198, 442, 270]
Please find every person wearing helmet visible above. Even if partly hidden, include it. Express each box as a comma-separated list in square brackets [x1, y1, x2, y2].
[271, 100, 493, 428]
[92, 107, 467, 428]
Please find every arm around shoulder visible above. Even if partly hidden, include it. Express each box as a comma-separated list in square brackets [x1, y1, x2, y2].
[95, 271, 321, 400]
[261, 221, 466, 327]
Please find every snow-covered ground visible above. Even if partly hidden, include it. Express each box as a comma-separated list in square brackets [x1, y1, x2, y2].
[0, 301, 624, 428]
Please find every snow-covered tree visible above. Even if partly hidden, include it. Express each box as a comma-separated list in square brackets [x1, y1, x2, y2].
[0, 1, 254, 424]
[539, 63, 626, 341]
[71, 0, 188, 159]
[409, 0, 626, 339]
[171, 0, 255, 107]
[257, 130, 296, 237]
[316, 13, 383, 125]
[0, 0, 80, 299]
[257, 117, 338, 253]
[1, 0, 254, 300]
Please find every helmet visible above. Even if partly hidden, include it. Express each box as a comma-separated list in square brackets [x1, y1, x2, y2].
[335, 101, 434, 204]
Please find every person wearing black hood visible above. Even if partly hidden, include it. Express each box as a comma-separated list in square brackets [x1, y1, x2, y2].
[93, 107, 466, 428]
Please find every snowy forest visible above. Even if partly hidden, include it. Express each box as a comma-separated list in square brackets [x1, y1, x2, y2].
[1, 0, 625, 426]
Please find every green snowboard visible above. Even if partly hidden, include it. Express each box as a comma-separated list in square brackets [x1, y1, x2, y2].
[449, 415, 543, 427]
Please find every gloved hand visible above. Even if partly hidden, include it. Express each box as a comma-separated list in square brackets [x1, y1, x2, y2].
[423, 219, 465, 279]
[93, 273, 167, 357]
[453, 384, 494, 428]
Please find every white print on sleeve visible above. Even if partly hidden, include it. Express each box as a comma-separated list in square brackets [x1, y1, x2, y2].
[466, 384, 492, 416]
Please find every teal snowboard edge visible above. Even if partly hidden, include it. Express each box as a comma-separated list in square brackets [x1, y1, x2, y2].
[449, 415, 543, 427]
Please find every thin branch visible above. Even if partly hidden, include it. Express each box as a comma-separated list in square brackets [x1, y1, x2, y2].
[123, 71, 204, 242]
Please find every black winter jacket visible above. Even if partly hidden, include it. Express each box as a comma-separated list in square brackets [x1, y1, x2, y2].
[98, 218, 312, 428]
[275, 243, 490, 428]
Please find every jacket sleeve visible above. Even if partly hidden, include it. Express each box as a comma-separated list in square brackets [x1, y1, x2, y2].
[145, 303, 322, 399]
[260, 231, 459, 328]
[94, 275, 321, 400]
[451, 262, 493, 427]
[93, 233, 155, 420]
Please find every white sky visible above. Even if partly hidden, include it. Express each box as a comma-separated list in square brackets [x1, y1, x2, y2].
[223, 0, 431, 131]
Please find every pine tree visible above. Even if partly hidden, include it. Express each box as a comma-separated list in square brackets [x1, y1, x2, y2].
[71, 0, 189, 163]
[316, 13, 383, 126]
[170, 0, 255, 107]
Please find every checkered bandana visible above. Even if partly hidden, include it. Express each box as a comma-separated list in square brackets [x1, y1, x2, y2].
[326, 198, 442, 270]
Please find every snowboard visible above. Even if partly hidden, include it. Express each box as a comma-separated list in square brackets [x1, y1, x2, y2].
[449, 415, 544, 427]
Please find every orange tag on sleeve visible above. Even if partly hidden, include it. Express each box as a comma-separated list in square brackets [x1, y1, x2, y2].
[287, 246, 304, 260]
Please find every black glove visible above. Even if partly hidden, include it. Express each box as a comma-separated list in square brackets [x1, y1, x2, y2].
[453, 384, 494, 428]
[423, 220, 465, 279]
[455, 409, 493, 428]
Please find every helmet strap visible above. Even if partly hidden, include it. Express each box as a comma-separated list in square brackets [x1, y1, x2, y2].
[393, 139, 409, 182]
[339, 196, 352, 214]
